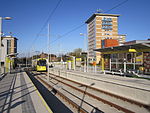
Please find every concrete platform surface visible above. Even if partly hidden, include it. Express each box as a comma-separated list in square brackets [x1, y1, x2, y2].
[0, 71, 53, 113]
[50, 68, 150, 105]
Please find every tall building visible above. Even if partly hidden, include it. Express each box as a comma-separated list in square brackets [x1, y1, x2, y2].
[118, 34, 126, 45]
[85, 13, 120, 63]
[1, 36, 18, 70]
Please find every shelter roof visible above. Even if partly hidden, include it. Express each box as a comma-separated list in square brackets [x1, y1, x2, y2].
[94, 42, 150, 54]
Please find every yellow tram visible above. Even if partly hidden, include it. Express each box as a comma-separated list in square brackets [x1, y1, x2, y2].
[33, 58, 47, 72]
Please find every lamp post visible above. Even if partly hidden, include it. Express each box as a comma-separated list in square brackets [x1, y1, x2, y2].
[0, 17, 12, 74]
[80, 33, 87, 51]
[47, 23, 50, 81]
[80, 33, 89, 72]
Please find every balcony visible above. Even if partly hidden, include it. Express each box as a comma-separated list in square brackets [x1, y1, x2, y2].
[102, 26, 113, 30]
[102, 18, 112, 22]
[102, 23, 112, 26]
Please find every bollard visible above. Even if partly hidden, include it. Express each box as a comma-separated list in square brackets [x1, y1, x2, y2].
[103, 70, 105, 74]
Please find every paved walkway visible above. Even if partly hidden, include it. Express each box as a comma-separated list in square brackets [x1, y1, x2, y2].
[0, 70, 52, 113]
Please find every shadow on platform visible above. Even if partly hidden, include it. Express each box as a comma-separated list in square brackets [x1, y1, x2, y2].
[27, 71, 73, 113]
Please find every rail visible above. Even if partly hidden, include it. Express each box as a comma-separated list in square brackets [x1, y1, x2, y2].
[36, 75, 88, 113]
[49, 68, 150, 105]
[48, 73, 134, 113]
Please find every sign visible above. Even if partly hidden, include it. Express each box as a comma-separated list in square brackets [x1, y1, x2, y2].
[129, 49, 136, 52]
[76, 58, 81, 67]
[136, 54, 142, 63]
[93, 61, 96, 66]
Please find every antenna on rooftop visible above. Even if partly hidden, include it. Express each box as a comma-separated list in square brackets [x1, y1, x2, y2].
[9, 32, 13, 36]
[96, 9, 103, 13]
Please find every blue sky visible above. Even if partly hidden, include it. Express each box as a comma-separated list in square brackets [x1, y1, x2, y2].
[0, 0, 150, 56]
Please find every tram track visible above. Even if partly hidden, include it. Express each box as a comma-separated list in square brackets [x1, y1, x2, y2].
[49, 75, 133, 113]
[49, 73, 149, 108]
[30, 71, 150, 113]
[48, 72, 150, 113]
[36, 75, 88, 113]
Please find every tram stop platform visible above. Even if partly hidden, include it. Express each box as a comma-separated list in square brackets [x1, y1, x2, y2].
[0, 70, 52, 113]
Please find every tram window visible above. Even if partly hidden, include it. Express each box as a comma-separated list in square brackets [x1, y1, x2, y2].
[37, 60, 46, 66]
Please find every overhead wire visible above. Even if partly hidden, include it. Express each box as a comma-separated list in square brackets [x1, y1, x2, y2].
[104, 0, 129, 13]
[39, 23, 85, 54]
[50, 23, 85, 44]
[29, 0, 62, 49]
[36, 0, 62, 37]
[49, 0, 129, 45]
[28, 0, 129, 54]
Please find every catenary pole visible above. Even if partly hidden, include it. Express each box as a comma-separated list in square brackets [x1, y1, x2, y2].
[47, 23, 50, 80]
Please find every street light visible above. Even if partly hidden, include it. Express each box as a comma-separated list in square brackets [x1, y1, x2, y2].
[0, 17, 12, 74]
[80, 33, 89, 72]
[80, 33, 87, 51]
[3, 17, 12, 20]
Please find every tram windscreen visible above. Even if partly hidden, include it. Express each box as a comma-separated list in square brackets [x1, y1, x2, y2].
[37, 60, 46, 66]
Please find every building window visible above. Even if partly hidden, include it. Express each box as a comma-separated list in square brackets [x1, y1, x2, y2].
[14, 40, 17, 53]
[7, 40, 11, 54]
[102, 17, 113, 31]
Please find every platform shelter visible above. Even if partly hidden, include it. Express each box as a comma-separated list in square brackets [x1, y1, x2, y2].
[94, 41, 150, 75]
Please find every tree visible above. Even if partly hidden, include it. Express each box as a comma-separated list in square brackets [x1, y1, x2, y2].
[74, 48, 82, 57]
[68, 48, 82, 57]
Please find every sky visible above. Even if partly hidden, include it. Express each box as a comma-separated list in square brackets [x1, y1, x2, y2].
[0, 0, 150, 57]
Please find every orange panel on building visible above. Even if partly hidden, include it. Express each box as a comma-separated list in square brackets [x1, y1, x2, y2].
[102, 39, 119, 48]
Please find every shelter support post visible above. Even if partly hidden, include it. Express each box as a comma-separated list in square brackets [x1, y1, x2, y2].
[133, 53, 136, 70]
[109, 56, 111, 71]
[124, 59, 126, 73]
[101, 54, 105, 73]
